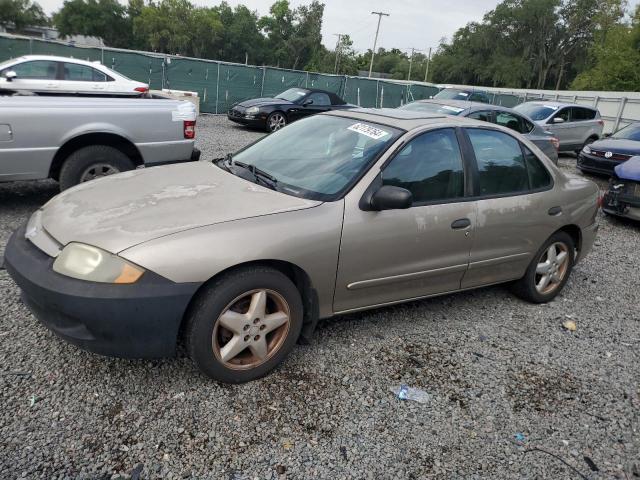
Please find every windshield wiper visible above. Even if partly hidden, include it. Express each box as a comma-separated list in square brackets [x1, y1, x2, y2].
[232, 160, 279, 191]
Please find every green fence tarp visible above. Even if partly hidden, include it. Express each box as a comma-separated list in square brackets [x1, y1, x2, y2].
[0, 35, 450, 114]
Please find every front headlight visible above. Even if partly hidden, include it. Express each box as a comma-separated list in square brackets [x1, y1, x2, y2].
[582, 145, 592, 154]
[246, 106, 260, 115]
[53, 243, 145, 284]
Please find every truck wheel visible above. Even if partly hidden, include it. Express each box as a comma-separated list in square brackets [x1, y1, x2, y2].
[59, 145, 135, 190]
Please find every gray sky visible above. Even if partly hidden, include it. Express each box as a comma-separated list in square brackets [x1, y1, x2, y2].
[36, 0, 640, 53]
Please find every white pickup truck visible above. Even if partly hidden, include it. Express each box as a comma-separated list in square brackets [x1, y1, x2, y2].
[0, 96, 200, 190]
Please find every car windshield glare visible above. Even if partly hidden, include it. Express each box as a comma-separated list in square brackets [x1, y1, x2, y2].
[514, 103, 558, 121]
[276, 88, 309, 102]
[612, 123, 640, 141]
[400, 102, 464, 115]
[231, 115, 402, 201]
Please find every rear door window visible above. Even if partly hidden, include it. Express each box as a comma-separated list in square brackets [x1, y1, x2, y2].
[63, 63, 107, 82]
[570, 107, 596, 121]
[466, 128, 529, 196]
[523, 146, 552, 189]
[382, 128, 465, 204]
[495, 111, 526, 133]
[467, 110, 493, 122]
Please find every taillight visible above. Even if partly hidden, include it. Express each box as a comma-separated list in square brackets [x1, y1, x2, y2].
[184, 120, 195, 139]
[550, 137, 560, 150]
[134, 86, 149, 93]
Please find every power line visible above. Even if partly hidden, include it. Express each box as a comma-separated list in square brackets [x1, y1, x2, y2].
[368, 11, 390, 78]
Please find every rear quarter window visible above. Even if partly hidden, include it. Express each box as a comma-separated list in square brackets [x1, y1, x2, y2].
[523, 146, 552, 190]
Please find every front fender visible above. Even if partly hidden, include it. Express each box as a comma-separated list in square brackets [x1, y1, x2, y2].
[119, 202, 345, 318]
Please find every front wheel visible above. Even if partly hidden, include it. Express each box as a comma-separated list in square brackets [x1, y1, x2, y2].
[185, 266, 303, 383]
[511, 231, 575, 303]
[266, 112, 287, 132]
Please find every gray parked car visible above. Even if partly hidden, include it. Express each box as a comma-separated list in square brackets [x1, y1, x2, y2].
[4, 109, 600, 383]
[514, 101, 603, 153]
[0, 96, 199, 189]
[400, 99, 559, 163]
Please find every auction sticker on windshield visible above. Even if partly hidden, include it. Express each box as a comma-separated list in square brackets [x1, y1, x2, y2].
[347, 123, 389, 140]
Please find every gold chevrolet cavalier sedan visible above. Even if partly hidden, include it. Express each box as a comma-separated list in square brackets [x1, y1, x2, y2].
[5, 109, 600, 383]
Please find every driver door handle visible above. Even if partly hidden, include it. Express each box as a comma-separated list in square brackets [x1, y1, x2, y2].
[451, 218, 471, 229]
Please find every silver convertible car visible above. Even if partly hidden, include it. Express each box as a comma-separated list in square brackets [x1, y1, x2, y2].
[5, 109, 600, 383]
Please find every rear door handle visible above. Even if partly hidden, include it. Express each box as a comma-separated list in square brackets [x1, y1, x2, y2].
[451, 218, 471, 229]
[548, 206, 562, 216]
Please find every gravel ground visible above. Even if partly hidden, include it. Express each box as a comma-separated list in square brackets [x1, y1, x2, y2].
[1, 115, 639, 480]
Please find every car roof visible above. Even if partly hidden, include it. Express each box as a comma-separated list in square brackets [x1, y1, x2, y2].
[523, 100, 597, 110]
[298, 87, 346, 104]
[407, 99, 531, 117]
[325, 107, 487, 130]
[6, 55, 105, 68]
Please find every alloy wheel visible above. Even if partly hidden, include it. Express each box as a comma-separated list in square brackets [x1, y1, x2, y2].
[268, 113, 286, 132]
[80, 163, 121, 182]
[212, 289, 291, 370]
[534, 242, 570, 294]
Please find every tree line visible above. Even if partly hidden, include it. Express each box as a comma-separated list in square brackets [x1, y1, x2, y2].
[1, 0, 639, 91]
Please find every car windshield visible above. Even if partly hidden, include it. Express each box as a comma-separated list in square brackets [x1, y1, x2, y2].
[612, 123, 640, 141]
[230, 115, 403, 201]
[514, 103, 558, 121]
[399, 102, 465, 115]
[434, 89, 473, 101]
[276, 88, 309, 102]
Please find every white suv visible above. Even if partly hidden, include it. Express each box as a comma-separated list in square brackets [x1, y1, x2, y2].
[0, 55, 148, 96]
[514, 101, 604, 153]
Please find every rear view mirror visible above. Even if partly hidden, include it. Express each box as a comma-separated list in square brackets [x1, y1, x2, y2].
[552, 117, 565, 124]
[3, 71, 17, 82]
[370, 185, 413, 211]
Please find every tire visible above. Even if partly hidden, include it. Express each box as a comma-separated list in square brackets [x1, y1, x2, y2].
[511, 231, 575, 303]
[185, 266, 303, 383]
[59, 145, 135, 191]
[266, 111, 287, 132]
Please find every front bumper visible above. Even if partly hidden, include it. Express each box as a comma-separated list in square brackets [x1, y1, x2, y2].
[4, 225, 200, 358]
[577, 153, 618, 176]
[227, 112, 266, 128]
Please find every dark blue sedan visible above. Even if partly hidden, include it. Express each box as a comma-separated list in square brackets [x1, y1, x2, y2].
[578, 122, 640, 175]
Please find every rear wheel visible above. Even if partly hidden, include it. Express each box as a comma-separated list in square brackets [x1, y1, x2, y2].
[59, 145, 135, 190]
[266, 112, 287, 132]
[511, 231, 575, 303]
[185, 266, 303, 383]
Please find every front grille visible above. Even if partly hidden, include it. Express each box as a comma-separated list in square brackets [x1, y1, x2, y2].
[590, 149, 631, 162]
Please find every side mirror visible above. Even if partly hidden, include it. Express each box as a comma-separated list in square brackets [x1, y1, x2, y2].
[303, 99, 314, 107]
[604, 132, 612, 138]
[3, 71, 17, 82]
[551, 117, 565, 124]
[370, 185, 413, 211]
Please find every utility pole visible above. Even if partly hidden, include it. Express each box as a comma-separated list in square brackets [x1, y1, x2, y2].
[407, 47, 418, 81]
[424, 47, 432, 83]
[368, 11, 390, 78]
[333, 34, 344, 74]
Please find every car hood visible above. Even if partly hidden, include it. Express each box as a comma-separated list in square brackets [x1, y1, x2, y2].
[236, 97, 293, 108]
[590, 138, 640, 155]
[40, 162, 320, 253]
